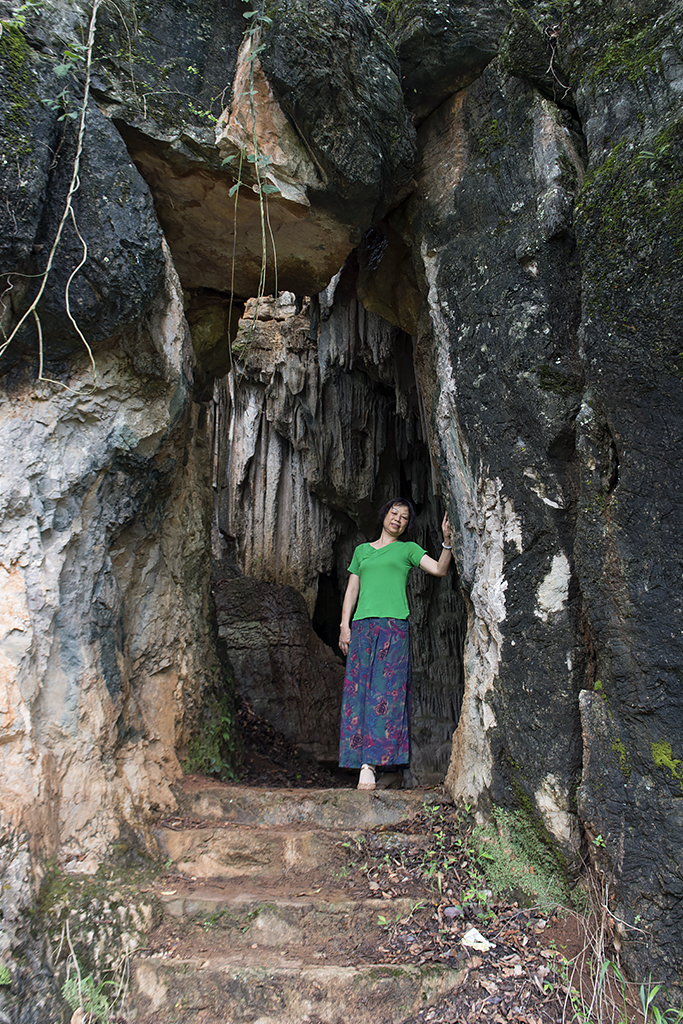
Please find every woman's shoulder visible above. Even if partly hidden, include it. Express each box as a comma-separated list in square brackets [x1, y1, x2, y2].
[348, 542, 372, 571]
[399, 540, 427, 566]
[353, 541, 373, 555]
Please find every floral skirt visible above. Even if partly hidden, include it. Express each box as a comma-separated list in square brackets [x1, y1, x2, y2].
[338, 617, 411, 770]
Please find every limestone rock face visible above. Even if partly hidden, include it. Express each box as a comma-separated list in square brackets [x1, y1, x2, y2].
[2, 0, 683, 995]
[395, 67, 586, 855]
[213, 574, 344, 762]
[386, 0, 510, 122]
[564, 0, 683, 984]
[0, 27, 166, 367]
[260, 0, 415, 222]
[0, 0, 230, 879]
[89, 0, 415, 299]
[0, 251, 221, 872]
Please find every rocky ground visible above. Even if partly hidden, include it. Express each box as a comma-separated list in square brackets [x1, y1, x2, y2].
[130, 707, 642, 1024]
[151, 800, 581, 1024]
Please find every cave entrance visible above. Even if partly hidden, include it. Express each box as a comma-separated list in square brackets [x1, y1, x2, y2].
[209, 272, 466, 785]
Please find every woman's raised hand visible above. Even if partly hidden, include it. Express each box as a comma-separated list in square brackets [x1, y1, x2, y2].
[442, 511, 452, 546]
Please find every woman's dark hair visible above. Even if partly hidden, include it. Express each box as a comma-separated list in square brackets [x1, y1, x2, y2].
[376, 497, 417, 538]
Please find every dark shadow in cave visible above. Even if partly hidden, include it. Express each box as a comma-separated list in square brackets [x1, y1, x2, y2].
[312, 567, 344, 658]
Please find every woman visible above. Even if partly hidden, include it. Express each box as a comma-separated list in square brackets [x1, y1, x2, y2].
[338, 498, 452, 790]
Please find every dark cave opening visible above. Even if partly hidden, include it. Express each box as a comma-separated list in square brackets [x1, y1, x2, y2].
[312, 566, 344, 658]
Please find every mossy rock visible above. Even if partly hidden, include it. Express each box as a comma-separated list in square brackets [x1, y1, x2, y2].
[37, 869, 163, 982]
[575, 116, 683, 378]
[499, 6, 574, 107]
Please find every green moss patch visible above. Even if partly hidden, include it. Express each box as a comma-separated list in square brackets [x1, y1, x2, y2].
[38, 869, 162, 979]
[575, 117, 683, 376]
[651, 741, 683, 791]
[0, 24, 34, 155]
[611, 736, 631, 780]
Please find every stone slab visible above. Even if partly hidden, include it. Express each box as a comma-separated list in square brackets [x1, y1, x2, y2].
[157, 822, 431, 881]
[159, 887, 429, 950]
[175, 780, 449, 828]
[132, 955, 467, 1024]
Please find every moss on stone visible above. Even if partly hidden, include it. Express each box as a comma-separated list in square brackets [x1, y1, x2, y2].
[499, 751, 572, 885]
[565, 0, 672, 88]
[588, 19, 663, 84]
[575, 117, 683, 375]
[651, 741, 683, 791]
[37, 867, 162, 985]
[0, 24, 34, 156]
[473, 805, 570, 911]
[611, 736, 631, 779]
[538, 364, 581, 396]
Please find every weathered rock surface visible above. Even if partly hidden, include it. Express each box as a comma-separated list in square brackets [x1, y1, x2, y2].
[563, 0, 683, 985]
[392, 66, 586, 859]
[385, 0, 510, 122]
[0, 23, 166, 368]
[89, 0, 415, 299]
[0, 825, 67, 1022]
[213, 573, 345, 762]
[1, 0, 683, 996]
[260, 0, 415, 220]
[0, 250, 222, 869]
[0, 5, 236, 1009]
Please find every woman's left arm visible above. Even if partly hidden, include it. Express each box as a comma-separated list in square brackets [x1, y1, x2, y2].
[419, 512, 453, 578]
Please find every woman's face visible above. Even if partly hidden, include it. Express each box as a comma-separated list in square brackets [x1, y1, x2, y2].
[383, 504, 410, 538]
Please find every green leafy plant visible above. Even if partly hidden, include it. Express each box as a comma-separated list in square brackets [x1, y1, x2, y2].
[59, 916, 130, 1024]
[640, 982, 683, 1024]
[0, 0, 43, 33]
[62, 973, 112, 1023]
[0, 964, 11, 985]
[636, 141, 672, 172]
[183, 693, 239, 780]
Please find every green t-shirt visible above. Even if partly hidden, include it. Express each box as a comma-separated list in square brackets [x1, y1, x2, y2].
[348, 541, 426, 621]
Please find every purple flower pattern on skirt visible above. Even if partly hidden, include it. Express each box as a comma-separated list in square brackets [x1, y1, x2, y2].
[338, 618, 411, 769]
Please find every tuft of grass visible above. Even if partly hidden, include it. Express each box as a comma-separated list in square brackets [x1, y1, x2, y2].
[473, 807, 569, 913]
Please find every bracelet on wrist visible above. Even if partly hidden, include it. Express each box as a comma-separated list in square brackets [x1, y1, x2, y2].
[442, 542, 452, 549]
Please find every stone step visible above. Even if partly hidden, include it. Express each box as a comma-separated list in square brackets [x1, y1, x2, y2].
[157, 821, 431, 881]
[132, 953, 467, 1024]
[175, 778, 448, 829]
[158, 883, 431, 951]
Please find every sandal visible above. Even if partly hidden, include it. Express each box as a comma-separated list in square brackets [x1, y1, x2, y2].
[357, 764, 376, 791]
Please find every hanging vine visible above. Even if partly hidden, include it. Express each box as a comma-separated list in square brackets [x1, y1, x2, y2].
[221, 0, 281, 362]
[0, 0, 102, 393]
